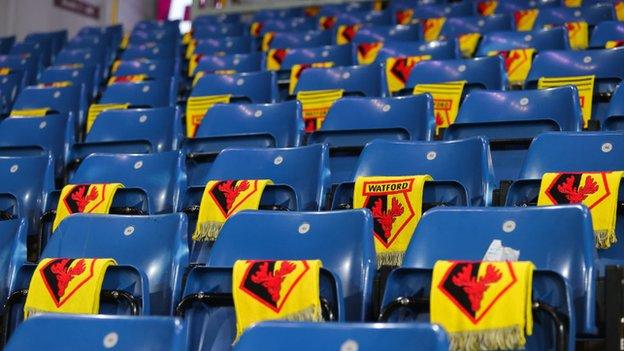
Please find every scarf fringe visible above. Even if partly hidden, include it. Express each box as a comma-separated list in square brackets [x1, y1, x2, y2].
[192, 221, 223, 242]
[448, 325, 526, 351]
[233, 305, 322, 344]
[377, 251, 404, 268]
[595, 229, 617, 249]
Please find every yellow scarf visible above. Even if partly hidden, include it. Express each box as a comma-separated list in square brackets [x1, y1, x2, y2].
[52, 183, 124, 232]
[186, 94, 232, 137]
[458, 33, 481, 58]
[266, 48, 289, 71]
[353, 175, 431, 266]
[477, 1, 498, 16]
[616, 1, 624, 21]
[413, 81, 466, 134]
[514, 9, 538, 31]
[356, 42, 384, 65]
[289, 62, 334, 95]
[86, 103, 129, 132]
[24, 258, 117, 319]
[296, 89, 344, 132]
[565, 21, 589, 50]
[336, 24, 361, 45]
[538, 75, 594, 128]
[431, 261, 534, 351]
[261, 32, 275, 52]
[385, 55, 431, 94]
[107, 74, 148, 85]
[0, 67, 10, 75]
[193, 179, 273, 242]
[233, 259, 323, 340]
[10, 108, 50, 117]
[36, 81, 72, 88]
[423, 17, 446, 42]
[488, 48, 535, 86]
[537, 171, 623, 248]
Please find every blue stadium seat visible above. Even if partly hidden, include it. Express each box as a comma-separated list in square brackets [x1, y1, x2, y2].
[392, 1, 474, 24]
[113, 58, 178, 82]
[71, 107, 182, 165]
[54, 48, 105, 81]
[195, 53, 262, 74]
[28, 30, 65, 59]
[373, 40, 460, 64]
[185, 144, 329, 214]
[294, 64, 386, 97]
[0, 219, 27, 304]
[380, 206, 597, 346]
[0, 155, 54, 239]
[534, 4, 616, 28]
[194, 13, 241, 25]
[253, 7, 305, 21]
[254, 18, 316, 36]
[526, 48, 624, 125]
[193, 23, 246, 39]
[330, 137, 496, 208]
[39, 64, 98, 100]
[67, 151, 186, 214]
[135, 19, 181, 33]
[0, 70, 25, 114]
[121, 42, 178, 60]
[100, 79, 175, 108]
[352, 25, 421, 43]
[41, 213, 188, 315]
[476, 27, 570, 56]
[307, 95, 435, 185]
[505, 131, 624, 266]
[446, 86, 583, 183]
[0, 54, 38, 85]
[439, 14, 514, 40]
[6, 315, 188, 351]
[130, 29, 180, 45]
[405, 55, 507, 93]
[268, 30, 333, 49]
[234, 322, 450, 351]
[186, 100, 303, 158]
[181, 210, 376, 350]
[0, 36, 15, 55]
[590, 20, 624, 48]
[193, 36, 252, 56]
[332, 10, 393, 26]
[279, 45, 353, 70]
[9, 42, 46, 74]
[605, 82, 624, 130]
[473, 0, 559, 15]
[191, 71, 278, 103]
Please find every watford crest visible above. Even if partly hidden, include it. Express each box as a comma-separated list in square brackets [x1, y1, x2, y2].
[438, 261, 517, 324]
[543, 172, 610, 209]
[63, 184, 108, 214]
[208, 180, 262, 218]
[39, 258, 94, 308]
[239, 260, 310, 313]
[361, 178, 417, 248]
[356, 42, 383, 64]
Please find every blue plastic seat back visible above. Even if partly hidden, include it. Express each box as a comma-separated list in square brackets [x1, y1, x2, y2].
[534, 4, 616, 28]
[0, 114, 72, 178]
[234, 322, 449, 351]
[193, 23, 246, 39]
[0, 70, 25, 112]
[374, 40, 459, 63]
[451, 86, 584, 136]
[333, 10, 393, 26]
[54, 48, 103, 75]
[406, 55, 507, 91]
[12, 85, 84, 123]
[194, 36, 252, 56]
[318, 94, 435, 141]
[0, 219, 26, 304]
[590, 21, 624, 48]
[10, 41, 47, 69]
[29, 30, 67, 55]
[253, 8, 305, 21]
[280, 45, 353, 70]
[130, 30, 180, 45]
[352, 25, 421, 44]
[194, 13, 241, 25]
[476, 28, 570, 56]
[526, 48, 624, 123]
[39, 64, 97, 100]
[45, 213, 189, 315]
[294, 64, 385, 97]
[320, 2, 375, 16]
[606, 82, 624, 130]
[394, 1, 473, 21]
[0, 36, 15, 54]
[403, 206, 598, 334]
[200, 144, 330, 210]
[0, 54, 37, 85]
[354, 138, 496, 206]
[257, 18, 316, 35]
[196, 100, 304, 147]
[195, 53, 262, 74]
[100, 80, 173, 107]
[269, 30, 333, 49]
[6, 315, 188, 351]
[134, 20, 180, 33]
[440, 14, 513, 39]
[113, 58, 177, 81]
[121, 43, 177, 60]
[0, 155, 54, 232]
[85, 107, 180, 153]
[519, 131, 624, 179]
[191, 71, 278, 103]
[206, 210, 376, 321]
[71, 152, 186, 214]
[477, 0, 559, 14]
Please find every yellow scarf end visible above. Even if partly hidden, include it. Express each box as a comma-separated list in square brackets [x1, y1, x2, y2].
[376, 251, 405, 268]
[596, 229, 617, 249]
[448, 325, 527, 351]
[234, 304, 323, 342]
[192, 221, 224, 242]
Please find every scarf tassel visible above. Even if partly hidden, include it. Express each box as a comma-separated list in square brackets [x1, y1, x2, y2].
[448, 325, 526, 351]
